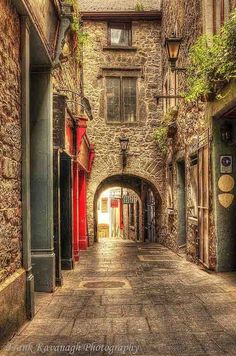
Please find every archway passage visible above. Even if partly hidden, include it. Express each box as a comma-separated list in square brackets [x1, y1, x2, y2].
[93, 174, 162, 243]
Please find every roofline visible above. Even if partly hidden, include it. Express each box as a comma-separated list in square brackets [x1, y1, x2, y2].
[81, 10, 162, 21]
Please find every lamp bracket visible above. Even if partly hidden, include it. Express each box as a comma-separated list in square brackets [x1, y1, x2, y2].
[156, 95, 183, 105]
[173, 67, 187, 72]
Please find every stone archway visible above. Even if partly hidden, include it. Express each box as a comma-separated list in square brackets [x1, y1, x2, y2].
[90, 174, 162, 244]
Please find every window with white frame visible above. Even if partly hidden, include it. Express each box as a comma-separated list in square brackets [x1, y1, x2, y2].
[108, 23, 132, 47]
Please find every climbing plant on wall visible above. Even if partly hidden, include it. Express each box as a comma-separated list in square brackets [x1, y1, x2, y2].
[135, 1, 144, 11]
[65, 0, 89, 60]
[153, 106, 179, 154]
[185, 9, 236, 102]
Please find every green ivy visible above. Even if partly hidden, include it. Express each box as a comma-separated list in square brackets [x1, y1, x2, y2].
[154, 127, 168, 154]
[135, 1, 144, 11]
[185, 9, 236, 102]
[153, 106, 178, 154]
[64, 0, 90, 60]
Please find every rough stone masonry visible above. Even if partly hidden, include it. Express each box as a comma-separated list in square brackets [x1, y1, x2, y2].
[83, 19, 166, 243]
[0, 0, 22, 285]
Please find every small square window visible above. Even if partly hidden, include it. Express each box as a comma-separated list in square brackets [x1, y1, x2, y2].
[108, 23, 132, 47]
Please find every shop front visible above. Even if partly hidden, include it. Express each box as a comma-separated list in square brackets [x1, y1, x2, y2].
[53, 95, 94, 284]
[76, 117, 95, 250]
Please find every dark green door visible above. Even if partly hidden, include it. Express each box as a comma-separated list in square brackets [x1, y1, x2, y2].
[60, 152, 74, 270]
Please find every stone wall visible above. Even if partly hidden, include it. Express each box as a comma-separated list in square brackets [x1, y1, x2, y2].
[0, 0, 22, 284]
[0, 270, 26, 347]
[26, 0, 59, 58]
[82, 19, 166, 243]
[53, 33, 81, 115]
[161, 0, 217, 268]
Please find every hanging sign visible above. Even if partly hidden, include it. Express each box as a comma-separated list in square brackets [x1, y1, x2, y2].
[111, 199, 119, 208]
[101, 198, 108, 213]
[220, 155, 233, 174]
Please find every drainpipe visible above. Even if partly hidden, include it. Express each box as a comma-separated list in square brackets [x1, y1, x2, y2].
[54, 2, 73, 67]
[21, 16, 35, 319]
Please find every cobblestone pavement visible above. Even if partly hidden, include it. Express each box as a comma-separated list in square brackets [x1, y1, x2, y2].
[3, 239, 236, 355]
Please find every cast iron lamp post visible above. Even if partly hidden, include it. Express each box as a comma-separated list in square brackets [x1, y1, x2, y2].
[119, 137, 129, 169]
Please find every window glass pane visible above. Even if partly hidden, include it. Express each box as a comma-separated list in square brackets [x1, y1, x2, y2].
[123, 78, 137, 122]
[110, 24, 130, 46]
[106, 77, 120, 121]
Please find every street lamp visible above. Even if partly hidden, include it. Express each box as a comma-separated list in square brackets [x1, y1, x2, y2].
[119, 137, 129, 168]
[165, 32, 183, 71]
[119, 137, 129, 151]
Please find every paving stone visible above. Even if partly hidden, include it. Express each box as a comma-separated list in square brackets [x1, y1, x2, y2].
[3, 239, 236, 355]
[20, 319, 74, 337]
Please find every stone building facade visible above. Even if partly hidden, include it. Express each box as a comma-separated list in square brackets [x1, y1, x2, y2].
[0, 0, 25, 344]
[80, 0, 166, 244]
[0, 0, 81, 345]
[0, 0, 22, 290]
[161, 0, 236, 272]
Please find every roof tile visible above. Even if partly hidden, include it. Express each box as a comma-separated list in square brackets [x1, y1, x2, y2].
[79, 0, 161, 12]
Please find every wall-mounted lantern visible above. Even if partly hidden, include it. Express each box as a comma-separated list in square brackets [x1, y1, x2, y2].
[156, 32, 185, 104]
[165, 32, 186, 72]
[220, 121, 233, 144]
[119, 137, 129, 168]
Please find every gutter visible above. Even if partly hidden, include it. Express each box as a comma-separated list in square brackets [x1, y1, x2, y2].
[81, 10, 162, 21]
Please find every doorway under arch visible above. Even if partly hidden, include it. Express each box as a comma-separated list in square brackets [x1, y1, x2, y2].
[93, 174, 162, 243]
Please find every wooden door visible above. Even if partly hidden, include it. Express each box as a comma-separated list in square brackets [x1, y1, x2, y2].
[53, 148, 62, 285]
[60, 152, 74, 270]
[198, 132, 209, 267]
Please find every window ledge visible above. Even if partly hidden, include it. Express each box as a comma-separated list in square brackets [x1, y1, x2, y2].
[103, 46, 137, 51]
[106, 121, 140, 126]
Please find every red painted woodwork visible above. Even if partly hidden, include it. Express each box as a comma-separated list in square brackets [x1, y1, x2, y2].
[76, 117, 87, 153]
[75, 116, 95, 251]
[73, 161, 80, 261]
[65, 121, 74, 155]
[111, 199, 119, 208]
[120, 198, 124, 229]
[79, 171, 88, 250]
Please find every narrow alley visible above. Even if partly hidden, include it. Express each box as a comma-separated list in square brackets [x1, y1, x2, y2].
[4, 239, 236, 355]
[3, 0, 236, 352]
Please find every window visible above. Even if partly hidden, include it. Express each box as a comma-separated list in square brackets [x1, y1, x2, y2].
[189, 155, 198, 218]
[106, 77, 137, 122]
[213, 0, 230, 32]
[203, 0, 230, 34]
[108, 23, 131, 47]
[167, 164, 174, 209]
